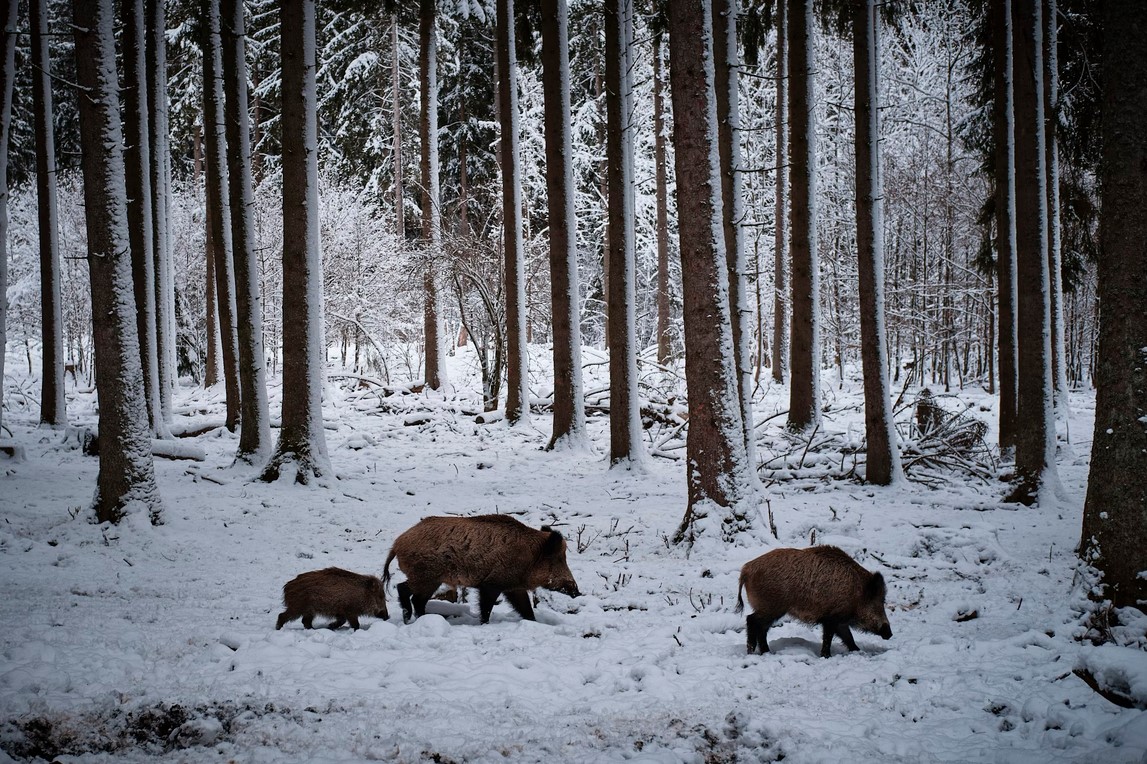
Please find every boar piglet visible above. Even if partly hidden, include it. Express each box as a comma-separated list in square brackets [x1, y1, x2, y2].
[275, 567, 389, 631]
[736, 545, 892, 658]
[383, 514, 580, 624]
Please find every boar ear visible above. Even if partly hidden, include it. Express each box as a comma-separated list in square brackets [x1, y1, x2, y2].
[542, 529, 564, 555]
[866, 572, 886, 597]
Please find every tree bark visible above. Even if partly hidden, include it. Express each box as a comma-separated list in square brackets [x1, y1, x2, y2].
[541, 0, 588, 451]
[0, 0, 13, 439]
[853, 0, 901, 486]
[1008, 0, 1058, 505]
[420, 0, 446, 391]
[653, 28, 672, 368]
[1043, 0, 1069, 412]
[497, 0, 529, 424]
[222, 0, 271, 461]
[993, 0, 1019, 452]
[261, 0, 331, 483]
[392, 14, 404, 240]
[32, 0, 66, 427]
[1080, 0, 1147, 611]
[72, 0, 163, 523]
[772, 0, 788, 384]
[786, 0, 820, 432]
[605, 0, 643, 464]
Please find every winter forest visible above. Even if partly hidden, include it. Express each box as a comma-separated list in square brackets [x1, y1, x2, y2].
[1, 0, 1145, 760]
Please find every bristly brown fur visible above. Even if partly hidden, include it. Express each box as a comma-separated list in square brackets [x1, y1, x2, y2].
[275, 567, 389, 631]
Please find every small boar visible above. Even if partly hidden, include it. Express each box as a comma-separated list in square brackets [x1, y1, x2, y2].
[383, 514, 580, 624]
[735, 546, 892, 658]
[275, 567, 389, 631]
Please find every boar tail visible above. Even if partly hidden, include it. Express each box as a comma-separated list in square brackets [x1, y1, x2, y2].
[382, 548, 397, 592]
[734, 573, 745, 614]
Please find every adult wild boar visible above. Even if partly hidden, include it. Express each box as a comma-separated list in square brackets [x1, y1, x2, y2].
[736, 545, 892, 658]
[275, 567, 389, 631]
[383, 514, 580, 624]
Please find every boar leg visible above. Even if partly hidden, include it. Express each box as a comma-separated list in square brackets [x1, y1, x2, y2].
[275, 610, 297, 630]
[397, 582, 414, 623]
[834, 623, 859, 652]
[328, 616, 347, 630]
[346, 615, 361, 630]
[504, 589, 536, 621]
[302, 613, 315, 629]
[478, 585, 502, 624]
[746, 612, 773, 654]
[820, 620, 858, 657]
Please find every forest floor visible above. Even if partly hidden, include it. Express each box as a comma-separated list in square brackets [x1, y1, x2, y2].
[1, 346, 1145, 763]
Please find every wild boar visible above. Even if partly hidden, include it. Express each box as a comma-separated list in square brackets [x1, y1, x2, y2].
[275, 567, 389, 631]
[383, 514, 580, 624]
[735, 545, 893, 658]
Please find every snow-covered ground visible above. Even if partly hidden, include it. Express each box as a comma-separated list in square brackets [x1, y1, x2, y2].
[1, 347, 1145, 763]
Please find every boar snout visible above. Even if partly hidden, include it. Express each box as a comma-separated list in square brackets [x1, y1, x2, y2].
[879, 623, 892, 640]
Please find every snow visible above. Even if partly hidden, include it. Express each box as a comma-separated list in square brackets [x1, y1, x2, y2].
[1, 345, 1144, 763]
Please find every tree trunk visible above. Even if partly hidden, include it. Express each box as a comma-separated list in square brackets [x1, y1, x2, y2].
[1008, 0, 1058, 505]
[1080, 0, 1147, 611]
[222, 0, 271, 461]
[32, 0, 66, 427]
[261, 0, 330, 483]
[541, 0, 588, 451]
[420, 0, 446, 391]
[1043, 0, 1069, 412]
[853, 0, 901, 486]
[392, 14, 404, 240]
[147, 0, 176, 427]
[497, 0, 529, 424]
[786, 0, 820, 432]
[993, 0, 1019, 452]
[605, 0, 643, 464]
[202, 0, 241, 432]
[668, 0, 752, 545]
[653, 29, 672, 367]
[772, 0, 788, 384]
[0, 0, 12, 439]
[72, 0, 163, 523]
[123, 0, 166, 437]
[712, 0, 755, 468]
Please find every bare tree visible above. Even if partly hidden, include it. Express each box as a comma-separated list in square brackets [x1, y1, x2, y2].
[668, 0, 752, 544]
[32, 0, 65, 427]
[541, 0, 588, 451]
[419, 0, 447, 391]
[72, 0, 163, 523]
[772, 0, 788, 385]
[391, 13, 404, 240]
[1080, 0, 1147, 610]
[261, 0, 331, 483]
[222, 0, 271, 461]
[0, 0, 13, 440]
[653, 24, 672, 367]
[1043, 0, 1069, 412]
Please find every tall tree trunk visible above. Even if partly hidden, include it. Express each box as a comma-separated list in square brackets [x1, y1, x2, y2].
[1008, 0, 1058, 505]
[853, 0, 901, 486]
[1080, 0, 1147, 611]
[392, 14, 404, 240]
[262, 0, 330, 483]
[147, 0, 176, 426]
[497, 0, 529, 424]
[123, 0, 166, 437]
[72, 0, 163, 523]
[32, 0, 66, 427]
[202, 0, 241, 432]
[993, 0, 1019, 452]
[605, 0, 643, 463]
[668, 0, 752, 545]
[772, 0, 788, 384]
[222, 0, 271, 461]
[653, 29, 672, 367]
[0, 0, 13, 439]
[1043, 0, 1069, 413]
[420, 0, 446, 391]
[712, 0, 755, 468]
[541, 0, 587, 451]
[786, 0, 820, 432]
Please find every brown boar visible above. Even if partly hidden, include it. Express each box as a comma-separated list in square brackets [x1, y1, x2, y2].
[735, 545, 892, 658]
[382, 514, 580, 624]
[275, 567, 389, 631]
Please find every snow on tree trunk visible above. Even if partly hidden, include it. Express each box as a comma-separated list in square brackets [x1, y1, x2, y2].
[497, 0, 529, 425]
[72, 0, 163, 524]
[202, 0, 241, 433]
[1007, 0, 1059, 505]
[147, 0, 176, 426]
[1042, 0, 1069, 415]
[122, 0, 167, 438]
[667, 0, 753, 545]
[540, 0, 588, 452]
[261, 0, 331, 484]
[605, 0, 643, 464]
[653, 29, 672, 368]
[1080, 0, 1147, 611]
[786, 0, 821, 433]
[0, 0, 12, 439]
[993, 0, 1019, 453]
[222, 0, 271, 462]
[392, 14, 404, 241]
[853, 0, 902, 486]
[420, 0, 446, 392]
[32, 0, 66, 428]
[772, 0, 788, 385]
[712, 0, 755, 470]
